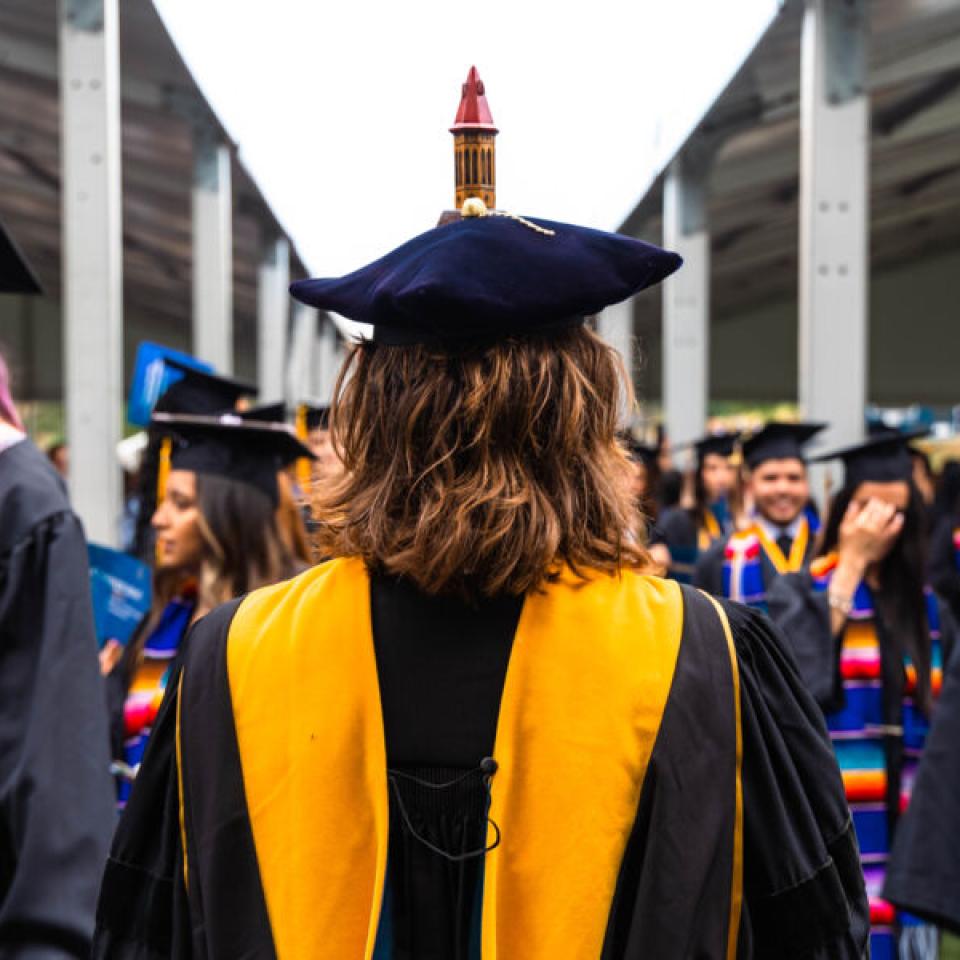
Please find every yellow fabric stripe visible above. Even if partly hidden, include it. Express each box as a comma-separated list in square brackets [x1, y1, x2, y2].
[294, 404, 312, 491]
[704, 594, 744, 959]
[226, 561, 683, 958]
[174, 672, 189, 892]
[754, 516, 809, 574]
[227, 558, 388, 960]
[700, 510, 722, 550]
[481, 571, 683, 958]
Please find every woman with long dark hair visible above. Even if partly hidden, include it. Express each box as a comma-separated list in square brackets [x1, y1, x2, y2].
[104, 415, 312, 807]
[770, 432, 957, 960]
[95, 205, 865, 958]
[657, 432, 740, 583]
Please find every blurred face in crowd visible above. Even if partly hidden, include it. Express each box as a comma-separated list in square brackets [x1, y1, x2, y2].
[152, 470, 204, 572]
[308, 426, 343, 485]
[749, 458, 809, 527]
[701, 453, 735, 502]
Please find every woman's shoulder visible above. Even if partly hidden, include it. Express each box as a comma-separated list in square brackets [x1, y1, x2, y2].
[0, 437, 74, 550]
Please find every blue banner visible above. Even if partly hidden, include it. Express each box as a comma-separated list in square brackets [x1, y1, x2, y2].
[88, 543, 152, 648]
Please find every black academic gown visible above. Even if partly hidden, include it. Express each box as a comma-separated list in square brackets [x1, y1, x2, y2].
[94, 567, 867, 959]
[0, 438, 115, 957]
[884, 639, 960, 933]
[656, 506, 699, 583]
[929, 515, 960, 627]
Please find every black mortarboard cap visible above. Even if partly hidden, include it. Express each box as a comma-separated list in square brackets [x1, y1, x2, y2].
[693, 432, 740, 461]
[742, 422, 826, 469]
[810, 429, 929, 488]
[156, 358, 257, 416]
[619, 432, 659, 468]
[239, 403, 288, 424]
[0, 217, 41, 295]
[152, 413, 315, 506]
[289, 208, 682, 345]
[299, 403, 330, 431]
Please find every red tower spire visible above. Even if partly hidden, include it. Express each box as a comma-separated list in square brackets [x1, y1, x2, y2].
[450, 67, 498, 210]
[451, 66, 498, 133]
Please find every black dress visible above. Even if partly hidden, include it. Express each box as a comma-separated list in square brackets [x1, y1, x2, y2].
[0, 437, 115, 956]
[94, 566, 868, 958]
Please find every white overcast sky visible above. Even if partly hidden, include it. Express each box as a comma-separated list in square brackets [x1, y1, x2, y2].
[153, 0, 780, 277]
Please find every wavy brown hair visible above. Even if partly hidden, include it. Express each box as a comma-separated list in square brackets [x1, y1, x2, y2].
[313, 325, 648, 598]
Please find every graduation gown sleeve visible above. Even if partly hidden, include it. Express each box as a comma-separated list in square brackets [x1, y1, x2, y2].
[92, 599, 270, 960]
[766, 571, 843, 712]
[725, 600, 868, 958]
[884, 604, 960, 933]
[0, 482, 115, 957]
[602, 588, 868, 958]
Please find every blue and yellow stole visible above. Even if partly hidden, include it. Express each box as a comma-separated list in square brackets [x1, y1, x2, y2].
[722, 516, 810, 609]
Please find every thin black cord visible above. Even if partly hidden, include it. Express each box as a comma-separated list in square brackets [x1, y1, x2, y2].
[386, 763, 502, 864]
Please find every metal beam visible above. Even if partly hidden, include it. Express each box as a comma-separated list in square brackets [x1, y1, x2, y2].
[799, 0, 869, 458]
[662, 149, 712, 460]
[59, 0, 122, 545]
[191, 132, 233, 371]
[256, 235, 289, 402]
[596, 297, 635, 425]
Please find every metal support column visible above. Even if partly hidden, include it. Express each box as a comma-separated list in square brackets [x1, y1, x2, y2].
[662, 149, 711, 461]
[257, 235, 289, 402]
[192, 133, 233, 371]
[597, 297, 635, 424]
[59, 0, 122, 545]
[286, 301, 316, 406]
[799, 0, 869, 454]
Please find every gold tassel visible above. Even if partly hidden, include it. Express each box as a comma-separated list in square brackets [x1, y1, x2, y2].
[155, 435, 173, 565]
[157, 435, 172, 503]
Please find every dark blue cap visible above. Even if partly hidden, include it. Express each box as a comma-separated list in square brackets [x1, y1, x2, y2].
[289, 210, 681, 345]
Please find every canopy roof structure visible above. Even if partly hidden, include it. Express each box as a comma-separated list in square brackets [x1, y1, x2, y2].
[0, 0, 312, 393]
[619, 0, 960, 410]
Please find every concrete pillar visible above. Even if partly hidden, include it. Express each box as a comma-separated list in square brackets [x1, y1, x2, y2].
[662, 150, 711, 463]
[596, 297, 635, 424]
[59, 0, 122, 545]
[799, 0, 869, 455]
[314, 316, 341, 403]
[192, 133, 233, 371]
[257, 235, 289, 402]
[286, 301, 316, 406]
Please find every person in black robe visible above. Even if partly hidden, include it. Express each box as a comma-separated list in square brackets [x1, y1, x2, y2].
[0, 354, 115, 956]
[885, 621, 960, 936]
[695, 422, 825, 608]
[94, 202, 866, 958]
[929, 512, 960, 626]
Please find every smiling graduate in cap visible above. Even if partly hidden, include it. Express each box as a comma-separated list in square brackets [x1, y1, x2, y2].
[695, 422, 826, 608]
[97, 100, 865, 957]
